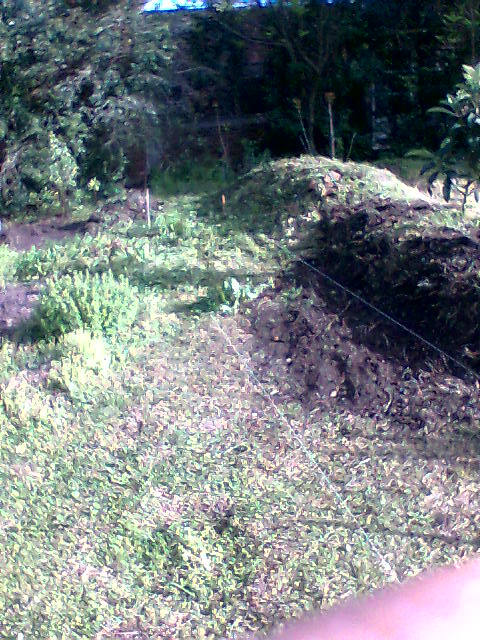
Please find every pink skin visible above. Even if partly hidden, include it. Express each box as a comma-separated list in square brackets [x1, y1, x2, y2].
[264, 559, 480, 640]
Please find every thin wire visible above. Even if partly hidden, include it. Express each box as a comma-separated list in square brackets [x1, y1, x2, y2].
[213, 318, 398, 583]
[214, 232, 479, 586]
[273, 240, 480, 382]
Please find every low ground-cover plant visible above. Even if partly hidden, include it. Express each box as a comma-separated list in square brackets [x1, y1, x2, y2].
[15, 209, 198, 284]
[47, 330, 112, 403]
[15, 236, 109, 281]
[153, 210, 195, 240]
[31, 270, 140, 339]
[216, 276, 264, 313]
[0, 244, 17, 288]
[188, 276, 271, 314]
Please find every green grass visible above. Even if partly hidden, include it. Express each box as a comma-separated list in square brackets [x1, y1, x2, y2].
[0, 244, 18, 288]
[0, 156, 478, 639]
[150, 160, 231, 197]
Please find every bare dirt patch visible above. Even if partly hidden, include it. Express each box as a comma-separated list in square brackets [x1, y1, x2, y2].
[1, 214, 100, 252]
[0, 283, 40, 337]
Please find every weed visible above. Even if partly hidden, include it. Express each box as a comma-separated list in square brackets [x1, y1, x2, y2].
[15, 235, 109, 281]
[0, 244, 17, 288]
[30, 271, 140, 339]
[217, 277, 267, 313]
[46, 330, 112, 403]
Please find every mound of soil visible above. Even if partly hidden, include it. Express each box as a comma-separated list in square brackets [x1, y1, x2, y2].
[245, 198, 480, 454]
[300, 199, 480, 366]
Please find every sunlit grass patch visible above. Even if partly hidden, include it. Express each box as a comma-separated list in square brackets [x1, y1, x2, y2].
[46, 330, 113, 403]
[0, 244, 17, 288]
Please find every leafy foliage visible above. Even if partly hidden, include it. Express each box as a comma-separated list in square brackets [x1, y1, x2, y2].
[415, 63, 480, 212]
[213, 276, 262, 313]
[442, 0, 480, 65]
[186, 0, 472, 161]
[32, 270, 140, 338]
[47, 329, 112, 402]
[0, 0, 174, 216]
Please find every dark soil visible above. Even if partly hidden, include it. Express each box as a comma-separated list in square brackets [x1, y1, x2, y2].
[0, 214, 100, 251]
[0, 189, 163, 252]
[0, 283, 40, 337]
[245, 198, 480, 458]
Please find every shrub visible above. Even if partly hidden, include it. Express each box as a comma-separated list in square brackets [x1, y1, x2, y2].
[32, 270, 140, 339]
[0, 129, 80, 217]
[411, 63, 480, 214]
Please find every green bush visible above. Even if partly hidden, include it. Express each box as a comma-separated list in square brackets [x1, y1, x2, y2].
[410, 63, 480, 213]
[32, 270, 140, 339]
[0, 129, 80, 217]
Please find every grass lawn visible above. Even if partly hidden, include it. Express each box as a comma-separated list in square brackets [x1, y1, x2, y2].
[0, 156, 478, 639]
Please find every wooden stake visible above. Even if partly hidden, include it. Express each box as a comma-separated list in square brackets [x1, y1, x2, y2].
[145, 187, 151, 260]
[146, 187, 151, 228]
[325, 92, 336, 159]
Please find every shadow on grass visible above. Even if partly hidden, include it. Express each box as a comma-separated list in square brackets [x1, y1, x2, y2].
[129, 264, 268, 293]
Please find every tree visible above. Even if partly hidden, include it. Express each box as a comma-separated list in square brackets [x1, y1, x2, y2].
[0, 0, 175, 216]
[442, 0, 480, 65]
[186, 0, 466, 161]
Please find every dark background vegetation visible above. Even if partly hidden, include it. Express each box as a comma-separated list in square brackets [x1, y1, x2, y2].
[0, 0, 479, 216]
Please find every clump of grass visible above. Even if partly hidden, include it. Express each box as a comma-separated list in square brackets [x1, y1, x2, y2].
[30, 270, 140, 339]
[151, 160, 229, 197]
[0, 244, 18, 288]
[46, 329, 112, 403]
